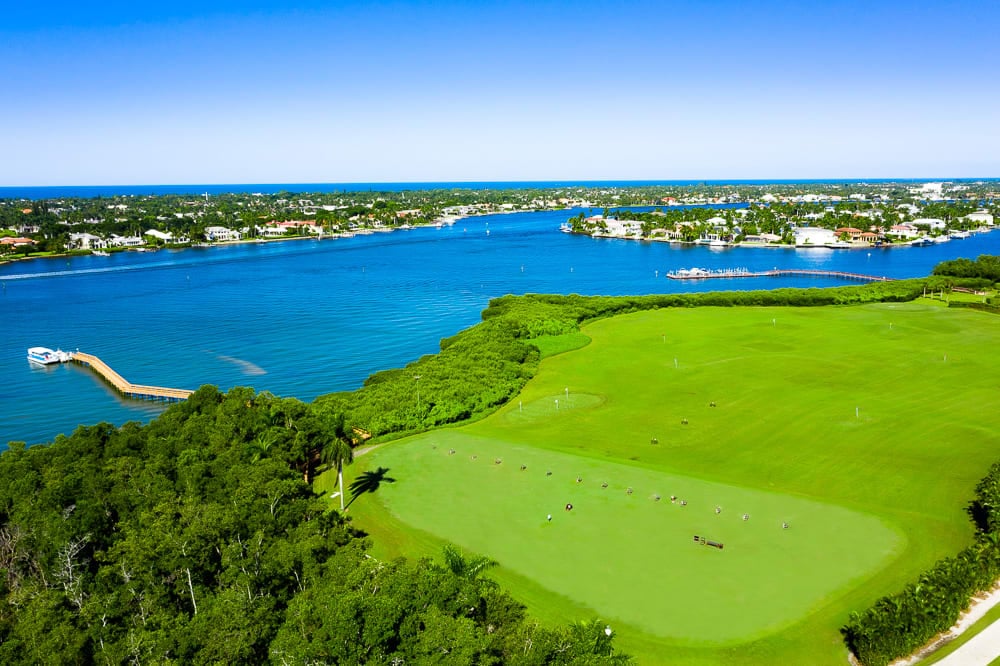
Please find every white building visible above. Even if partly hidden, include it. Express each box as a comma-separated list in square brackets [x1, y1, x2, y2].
[793, 227, 837, 246]
[965, 211, 995, 226]
[204, 226, 241, 242]
[911, 218, 946, 230]
[109, 234, 144, 247]
[145, 229, 173, 242]
[68, 232, 107, 250]
[602, 218, 643, 237]
[885, 224, 920, 240]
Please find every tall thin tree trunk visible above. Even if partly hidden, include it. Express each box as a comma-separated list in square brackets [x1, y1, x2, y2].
[338, 462, 345, 511]
[185, 567, 198, 615]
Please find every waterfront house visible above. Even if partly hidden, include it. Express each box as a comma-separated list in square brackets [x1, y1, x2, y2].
[647, 228, 684, 241]
[109, 235, 144, 248]
[68, 232, 107, 250]
[706, 216, 729, 232]
[204, 226, 241, 242]
[262, 221, 323, 236]
[258, 224, 287, 238]
[911, 218, 947, 231]
[965, 211, 995, 226]
[793, 227, 837, 246]
[1, 237, 35, 248]
[834, 227, 860, 238]
[885, 224, 919, 240]
[742, 233, 781, 244]
[602, 218, 643, 238]
[145, 229, 173, 242]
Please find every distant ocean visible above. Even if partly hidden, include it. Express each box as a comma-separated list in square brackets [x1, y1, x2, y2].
[2, 178, 998, 200]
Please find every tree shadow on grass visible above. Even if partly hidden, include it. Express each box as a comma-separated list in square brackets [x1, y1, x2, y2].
[346, 467, 396, 509]
[967, 499, 990, 533]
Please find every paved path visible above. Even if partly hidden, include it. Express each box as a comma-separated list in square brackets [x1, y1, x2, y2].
[933, 620, 1000, 665]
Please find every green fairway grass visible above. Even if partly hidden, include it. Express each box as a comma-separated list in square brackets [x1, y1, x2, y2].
[368, 432, 902, 643]
[343, 302, 1000, 664]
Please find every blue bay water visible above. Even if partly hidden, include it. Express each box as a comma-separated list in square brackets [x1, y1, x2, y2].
[3, 207, 999, 446]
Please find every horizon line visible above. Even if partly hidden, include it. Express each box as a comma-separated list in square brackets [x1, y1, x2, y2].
[3, 176, 1000, 190]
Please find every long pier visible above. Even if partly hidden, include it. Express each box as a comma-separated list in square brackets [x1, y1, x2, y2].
[666, 268, 893, 282]
[70, 352, 193, 402]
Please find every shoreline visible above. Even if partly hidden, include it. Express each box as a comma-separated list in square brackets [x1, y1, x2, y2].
[2, 209, 995, 271]
[576, 230, 994, 251]
[0, 213, 474, 267]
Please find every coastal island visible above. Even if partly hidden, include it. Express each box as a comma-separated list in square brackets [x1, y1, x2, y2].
[2, 180, 997, 262]
[563, 181, 996, 248]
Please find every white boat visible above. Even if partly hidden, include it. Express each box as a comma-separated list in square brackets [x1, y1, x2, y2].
[93, 250, 110, 256]
[673, 267, 712, 278]
[708, 239, 730, 247]
[949, 230, 971, 239]
[27, 347, 72, 365]
[931, 235, 951, 244]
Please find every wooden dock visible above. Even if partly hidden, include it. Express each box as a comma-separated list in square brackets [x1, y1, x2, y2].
[70, 352, 193, 402]
[666, 268, 893, 282]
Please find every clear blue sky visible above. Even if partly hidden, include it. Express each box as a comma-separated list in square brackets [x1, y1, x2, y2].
[3, 0, 998, 185]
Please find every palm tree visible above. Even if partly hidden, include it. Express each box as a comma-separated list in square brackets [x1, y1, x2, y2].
[441, 544, 496, 581]
[247, 432, 275, 463]
[321, 437, 354, 511]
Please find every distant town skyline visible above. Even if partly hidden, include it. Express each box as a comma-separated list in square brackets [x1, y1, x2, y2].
[4, 0, 998, 186]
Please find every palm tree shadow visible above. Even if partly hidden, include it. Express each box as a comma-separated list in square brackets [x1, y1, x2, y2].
[967, 499, 990, 533]
[346, 467, 396, 509]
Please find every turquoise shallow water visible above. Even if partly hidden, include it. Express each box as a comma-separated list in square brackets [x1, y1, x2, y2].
[3, 208, 998, 446]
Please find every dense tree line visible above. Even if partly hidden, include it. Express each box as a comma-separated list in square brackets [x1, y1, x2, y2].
[933, 254, 1000, 282]
[0, 387, 631, 664]
[842, 460, 1000, 666]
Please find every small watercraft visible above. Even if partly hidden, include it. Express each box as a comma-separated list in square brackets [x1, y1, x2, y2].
[27, 347, 72, 365]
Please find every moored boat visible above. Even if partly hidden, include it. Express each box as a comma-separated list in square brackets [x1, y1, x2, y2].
[27, 347, 72, 365]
